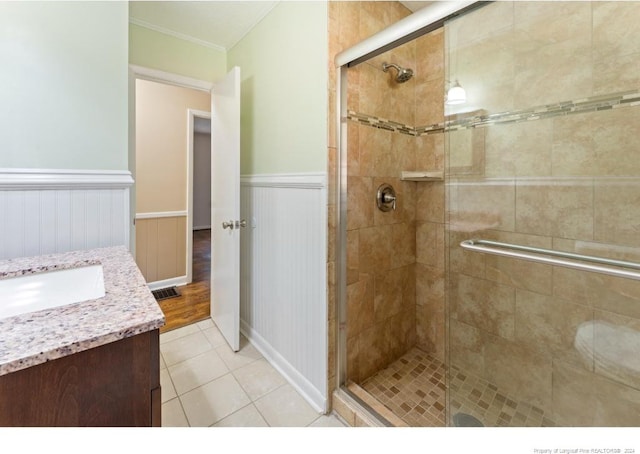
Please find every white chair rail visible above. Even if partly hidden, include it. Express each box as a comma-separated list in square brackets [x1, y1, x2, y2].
[460, 239, 640, 281]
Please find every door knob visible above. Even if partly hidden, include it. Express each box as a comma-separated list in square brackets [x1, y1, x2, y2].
[222, 220, 234, 229]
[235, 219, 247, 228]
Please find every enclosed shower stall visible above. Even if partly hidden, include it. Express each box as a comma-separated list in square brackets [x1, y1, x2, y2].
[334, 1, 640, 427]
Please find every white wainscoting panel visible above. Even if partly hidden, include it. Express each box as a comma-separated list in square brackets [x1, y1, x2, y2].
[240, 173, 328, 412]
[0, 169, 133, 260]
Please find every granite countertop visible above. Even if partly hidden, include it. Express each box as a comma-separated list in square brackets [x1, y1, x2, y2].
[0, 246, 165, 376]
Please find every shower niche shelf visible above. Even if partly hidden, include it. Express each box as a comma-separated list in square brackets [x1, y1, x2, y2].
[400, 170, 443, 182]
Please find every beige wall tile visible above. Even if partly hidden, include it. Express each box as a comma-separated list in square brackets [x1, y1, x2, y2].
[484, 334, 552, 411]
[416, 263, 445, 308]
[594, 51, 640, 95]
[416, 133, 444, 172]
[416, 221, 444, 269]
[347, 335, 360, 384]
[592, 1, 640, 64]
[415, 28, 444, 84]
[592, 107, 640, 176]
[415, 78, 444, 127]
[515, 179, 593, 240]
[594, 178, 640, 248]
[513, 1, 591, 55]
[515, 289, 594, 369]
[373, 266, 405, 323]
[551, 360, 596, 426]
[347, 176, 374, 231]
[449, 318, 485, 377]
[485, 256, 552, 295]
[451, 179, 516, 232]
[553, 237, 640, 265]
[484, 120, 552, 178]
[346, 121, 360, 177]
[390, 221, 416, 269]
[416, 181, 444, 223]
[593, 372, 640, 426]
[359, 322, 389, 380]
[553, 359, 640, 426]
[388, 309, 416, 359]
[448, 231, 485, 279]
[346, 273, 374, 340]
[553, 267, 640, 320]
[447, 126, 485, 177]
[447, 1, 513, 49]
[455, 273, 515, 340]
[514, 35, 592, 109]
[358, 224, 393, 273]
[346, 229, 359, 285]
[552, 113, 595, 176]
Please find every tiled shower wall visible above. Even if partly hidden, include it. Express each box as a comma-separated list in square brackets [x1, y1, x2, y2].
[327, 0, 449, 393]
[446, 1, 640, 426]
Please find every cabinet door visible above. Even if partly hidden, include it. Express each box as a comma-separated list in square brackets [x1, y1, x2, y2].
[0, 330, 159, 427]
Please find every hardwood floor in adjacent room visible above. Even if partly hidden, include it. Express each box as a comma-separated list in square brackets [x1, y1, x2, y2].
[158, 229, 211, 333]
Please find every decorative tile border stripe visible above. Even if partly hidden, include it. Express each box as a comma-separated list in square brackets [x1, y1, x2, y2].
[347, 111, 417, 136]
[447, 88, 640, 132]
[347, 88, 640, 136]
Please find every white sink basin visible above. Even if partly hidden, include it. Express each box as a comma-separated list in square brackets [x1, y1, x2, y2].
[0, 265, 105, 320]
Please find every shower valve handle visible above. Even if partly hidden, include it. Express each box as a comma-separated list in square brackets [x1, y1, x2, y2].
[383, 193, 397, 209]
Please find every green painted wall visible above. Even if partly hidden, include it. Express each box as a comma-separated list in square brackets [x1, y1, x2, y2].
[0, 1, 129, 170]
[129, 23, 227, 82]
[228, 1, 328, 175]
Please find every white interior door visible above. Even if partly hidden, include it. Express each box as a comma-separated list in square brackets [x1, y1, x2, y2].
[210, 66, 241, 352]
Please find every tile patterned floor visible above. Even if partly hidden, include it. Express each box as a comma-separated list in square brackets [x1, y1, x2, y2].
[160, 320, 346, 427]
[360, 348, 557, 427]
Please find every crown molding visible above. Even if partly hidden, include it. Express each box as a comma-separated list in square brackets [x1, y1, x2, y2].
[129, 17, 227, 53]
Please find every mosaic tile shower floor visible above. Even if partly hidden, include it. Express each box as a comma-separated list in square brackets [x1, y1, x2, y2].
[360, 348, 557, 427]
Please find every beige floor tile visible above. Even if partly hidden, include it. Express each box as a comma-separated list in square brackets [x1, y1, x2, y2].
[202, 326, 228, 348]
[162, 398, 189, 427]
[168, 349, 230, 395]
[180, 373, 251, 427]
[161, 331, 213, 367]
[160, 368, 177, 403]
[160, 324, 200, 345]
[215, 339, 263, 370]
[160, 353, 167, 370]
[232, 358, 287, 400]
[196, 318, 215, 330]
[213, 404, 269, 427]
[254, 384, 320, 427]
[308, 414, 347, 427]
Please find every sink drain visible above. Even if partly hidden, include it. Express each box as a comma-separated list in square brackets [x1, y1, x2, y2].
[452, 412, 484, 427]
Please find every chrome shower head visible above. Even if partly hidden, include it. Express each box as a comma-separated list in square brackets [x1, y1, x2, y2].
[382, 62, 414, 83]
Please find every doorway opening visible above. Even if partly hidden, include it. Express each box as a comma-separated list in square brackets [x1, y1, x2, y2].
[131, 67, 213, 332]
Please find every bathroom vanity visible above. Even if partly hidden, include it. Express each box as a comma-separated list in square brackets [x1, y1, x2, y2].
[0, 246, 165, 426]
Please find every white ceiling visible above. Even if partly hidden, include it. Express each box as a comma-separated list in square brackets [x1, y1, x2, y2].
[129, 1, 279, 51]
[129, 1, 433, 51]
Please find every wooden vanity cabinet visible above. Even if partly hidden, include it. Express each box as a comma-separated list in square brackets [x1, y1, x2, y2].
[0, 329, 161, 427]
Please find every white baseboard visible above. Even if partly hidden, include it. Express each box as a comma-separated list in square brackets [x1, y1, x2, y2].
[241, 320, 327, 413]
[147, 275, 188, 291]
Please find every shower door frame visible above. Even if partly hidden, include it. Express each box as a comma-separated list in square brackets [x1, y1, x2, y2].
[333, 0, 484, 425]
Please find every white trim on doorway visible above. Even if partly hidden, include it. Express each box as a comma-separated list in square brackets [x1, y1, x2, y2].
[130, 65, 212, 92]
[187, 109, 212, 285]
